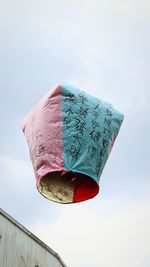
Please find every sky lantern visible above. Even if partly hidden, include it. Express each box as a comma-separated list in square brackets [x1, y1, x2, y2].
[22, 84, 124, 204]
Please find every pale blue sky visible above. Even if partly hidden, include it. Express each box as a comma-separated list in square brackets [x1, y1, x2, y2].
[0, 1, 150, 266]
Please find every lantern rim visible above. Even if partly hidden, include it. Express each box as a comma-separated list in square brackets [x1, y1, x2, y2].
[37, 170, 99, 204]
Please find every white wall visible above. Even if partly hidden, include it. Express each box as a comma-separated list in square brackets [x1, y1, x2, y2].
[0, 209, 66, 267]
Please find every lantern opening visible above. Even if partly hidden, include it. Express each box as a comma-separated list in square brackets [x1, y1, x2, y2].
[37, 171, 99, 204]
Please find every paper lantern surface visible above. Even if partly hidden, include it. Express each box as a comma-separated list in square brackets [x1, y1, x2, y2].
[22, 84, 124, 203]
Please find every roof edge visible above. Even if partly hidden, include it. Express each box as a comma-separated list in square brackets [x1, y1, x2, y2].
[0, 208, 67, 267]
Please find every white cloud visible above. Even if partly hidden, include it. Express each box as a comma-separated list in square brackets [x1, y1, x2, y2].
[32, 195, 150, 267]
[0, 1, 150, 266]
[1, 155, 33, 190]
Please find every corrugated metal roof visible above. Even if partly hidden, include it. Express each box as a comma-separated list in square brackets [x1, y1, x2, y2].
[0, 208, 67, 267]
